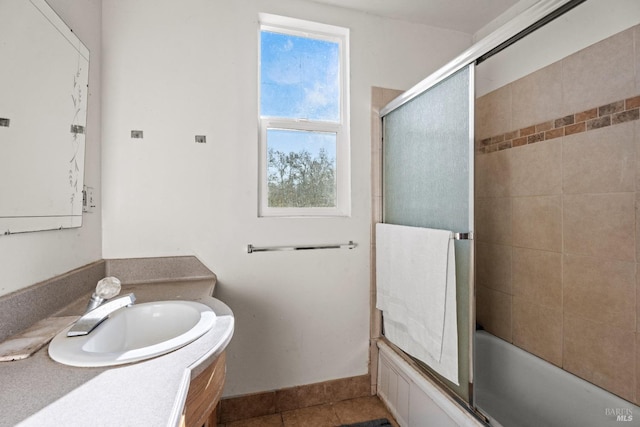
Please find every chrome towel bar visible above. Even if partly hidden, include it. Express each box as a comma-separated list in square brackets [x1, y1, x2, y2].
[247, 241, 357, 254]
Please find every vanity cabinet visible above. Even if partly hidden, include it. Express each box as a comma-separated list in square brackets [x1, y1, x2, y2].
[181, 351, 226, 427]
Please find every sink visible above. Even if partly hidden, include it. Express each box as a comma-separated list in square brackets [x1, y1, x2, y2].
[49, 300, 216, 367]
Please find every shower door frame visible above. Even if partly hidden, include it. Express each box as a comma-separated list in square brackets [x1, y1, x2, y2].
[379, 0, 586, 118]
[371, 0, 588, 413]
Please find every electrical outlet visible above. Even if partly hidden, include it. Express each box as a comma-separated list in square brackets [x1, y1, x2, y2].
[83, 186, 96, 213]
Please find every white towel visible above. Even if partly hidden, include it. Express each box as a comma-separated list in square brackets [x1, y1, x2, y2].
[376, 223, 459, 385]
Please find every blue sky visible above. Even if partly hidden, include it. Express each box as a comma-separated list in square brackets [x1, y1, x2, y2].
[260, 30, 340, 122]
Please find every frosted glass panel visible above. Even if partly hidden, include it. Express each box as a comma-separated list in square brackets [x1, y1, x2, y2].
[382, 65, 473, 402]
[383, 67, 471, 231]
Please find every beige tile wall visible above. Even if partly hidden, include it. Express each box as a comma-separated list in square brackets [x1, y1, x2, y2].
[475, 24, 640, 404]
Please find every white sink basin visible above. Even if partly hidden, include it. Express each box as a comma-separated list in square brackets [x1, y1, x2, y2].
[49, 300, 216, 367]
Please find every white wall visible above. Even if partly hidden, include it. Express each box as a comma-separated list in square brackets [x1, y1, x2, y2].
[472, 0, 539, 43]
[0, 0, 102, 296]
[101, 0, 471, 396]
[476, 0, 640, 96]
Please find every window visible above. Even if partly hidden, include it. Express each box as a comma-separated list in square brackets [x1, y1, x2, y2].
[258, 14, 350, 217]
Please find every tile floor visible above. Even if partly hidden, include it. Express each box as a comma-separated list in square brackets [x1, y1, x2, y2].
[218, 395, 399, 427]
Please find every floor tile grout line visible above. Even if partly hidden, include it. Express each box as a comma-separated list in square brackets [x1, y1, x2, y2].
[220, 396, 398, 427]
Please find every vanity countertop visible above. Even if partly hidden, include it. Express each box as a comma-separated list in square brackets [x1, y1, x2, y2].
[0, 280, 234, 427]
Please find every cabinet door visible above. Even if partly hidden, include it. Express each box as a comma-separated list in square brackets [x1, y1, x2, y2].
[182, 352, 226, 427]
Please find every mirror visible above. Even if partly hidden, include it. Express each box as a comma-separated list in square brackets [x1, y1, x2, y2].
[0, 0, 89, 235]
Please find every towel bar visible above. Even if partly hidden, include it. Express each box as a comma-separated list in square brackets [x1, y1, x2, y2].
[453, 232, 473, 240]
[247, 241, 357, 253]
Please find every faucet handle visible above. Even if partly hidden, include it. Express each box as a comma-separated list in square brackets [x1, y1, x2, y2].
[96, 277, 121, 299]
[85, 277, 122, 313]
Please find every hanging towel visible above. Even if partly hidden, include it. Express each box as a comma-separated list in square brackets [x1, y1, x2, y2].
[376, 223, 459, 385]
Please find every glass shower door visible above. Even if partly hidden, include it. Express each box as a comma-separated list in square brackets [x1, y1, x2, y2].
[381, 64, 474, 402]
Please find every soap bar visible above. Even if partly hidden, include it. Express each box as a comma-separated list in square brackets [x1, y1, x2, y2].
[0, 316, 79, 362]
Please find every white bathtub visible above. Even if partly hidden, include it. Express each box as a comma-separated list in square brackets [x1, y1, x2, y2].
[474, 330, 640, 427]
[377, 340, 483, 427]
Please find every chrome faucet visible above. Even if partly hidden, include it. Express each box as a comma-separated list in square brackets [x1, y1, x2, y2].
[67, 293, 136, 337]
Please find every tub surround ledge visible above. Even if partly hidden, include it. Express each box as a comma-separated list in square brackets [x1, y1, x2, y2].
[0, 256, 234, 427]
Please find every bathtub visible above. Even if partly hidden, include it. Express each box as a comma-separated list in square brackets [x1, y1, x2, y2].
[474, 330, 640, 427]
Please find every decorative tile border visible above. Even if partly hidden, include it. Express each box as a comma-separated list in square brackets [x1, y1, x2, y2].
[477, 95, 640, 154]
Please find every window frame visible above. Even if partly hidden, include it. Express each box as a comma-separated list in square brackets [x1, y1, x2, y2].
[258, 14, 350, 217]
